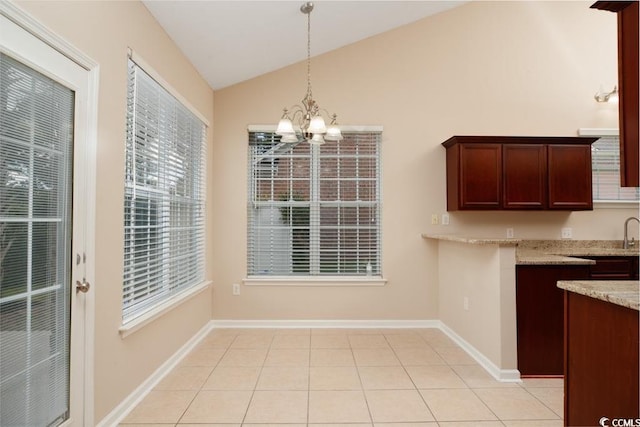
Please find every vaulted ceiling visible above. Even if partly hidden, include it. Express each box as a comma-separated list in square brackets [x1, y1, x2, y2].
[143, 1, 466, 90]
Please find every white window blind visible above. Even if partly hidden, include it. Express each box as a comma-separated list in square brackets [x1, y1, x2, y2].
[123, 59, 206, 323]
[590, 134, 640, 201]
[1, 52, 73, 426]
[247, 131, 381, 276]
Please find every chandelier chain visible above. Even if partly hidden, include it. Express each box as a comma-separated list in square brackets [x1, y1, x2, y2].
[275, 2, 342, 144]
[306, 7, 312, 99]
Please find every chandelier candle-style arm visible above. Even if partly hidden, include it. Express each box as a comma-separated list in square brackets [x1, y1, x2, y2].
[275, 1, 342, 145]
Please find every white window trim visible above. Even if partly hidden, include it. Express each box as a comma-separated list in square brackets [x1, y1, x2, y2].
[248, 124, 384, 133]
[127, 48, 210, 127]
[119, 280, 212, 338]
[122, 58, 207, 324]
[579, 127, 640, 207]
[244, 276, 387, 286]
[246, 126, 384, 279]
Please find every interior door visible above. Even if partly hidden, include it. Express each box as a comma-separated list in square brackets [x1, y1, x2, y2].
[0, 14, 91, 426]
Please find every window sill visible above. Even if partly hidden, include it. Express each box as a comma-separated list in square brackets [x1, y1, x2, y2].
[243, 276, 387, 286]
[119, 280, 212, 338]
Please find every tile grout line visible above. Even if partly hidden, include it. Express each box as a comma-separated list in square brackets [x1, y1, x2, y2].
[174, 330, 236, 426]
[240, 332, 273, 425]
[385, 330, 438, 424]
[349, 334, 375, 425]
[306, 331, 312, 425]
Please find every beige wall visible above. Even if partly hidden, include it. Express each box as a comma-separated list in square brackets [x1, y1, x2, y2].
[212, 1, 637, 321]
[437, 241, 518, 375]
[14, 1, 215, 423]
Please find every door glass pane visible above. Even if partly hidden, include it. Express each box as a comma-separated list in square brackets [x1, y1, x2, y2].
[0, 53, 74, 427]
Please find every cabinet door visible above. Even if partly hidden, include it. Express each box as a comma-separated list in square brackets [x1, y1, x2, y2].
[547, 145, 593, 210]
[503, 144, 547, 209]
[588, 256, 636, 279]
[619, 1, 639, 187]
[516, 264, 590, 376]
[458, 143, 502, 209]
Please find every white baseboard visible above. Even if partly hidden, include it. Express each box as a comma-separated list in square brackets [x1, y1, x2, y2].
[210, 319, 440, 329]
[439, 321, 521, 382]
[96, 321, 214, 427]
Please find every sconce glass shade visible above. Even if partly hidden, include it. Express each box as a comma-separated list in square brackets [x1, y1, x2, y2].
[276, 118, 295, 135]
[325, 125, 343, 141]
[309, 133, 325, 145]
[308, 115, 327, 134]
[594, 85, 619, 103]
[607, 86, 619, 104]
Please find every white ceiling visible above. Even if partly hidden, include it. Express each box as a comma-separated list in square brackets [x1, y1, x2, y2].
[143, 1, 466, 90]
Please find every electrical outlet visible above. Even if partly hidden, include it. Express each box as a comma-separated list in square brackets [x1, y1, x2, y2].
[431, 214, 439, 225]
[232, 283, 240, 295]
[561, 228, 573, 239]
[463, 296, 469, 311]
[506, 228, 514, 238]
[441, 213, 450, 225]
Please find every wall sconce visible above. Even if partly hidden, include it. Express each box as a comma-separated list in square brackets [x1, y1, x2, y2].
[594, 85, 619, 103]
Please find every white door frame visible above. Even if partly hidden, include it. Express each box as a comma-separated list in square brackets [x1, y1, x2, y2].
[0, 2, 98, 425]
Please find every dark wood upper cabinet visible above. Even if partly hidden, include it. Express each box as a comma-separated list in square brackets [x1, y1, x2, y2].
[503, 144, 547, 209]
[446, 141, 502, 210]
[547, 145, 593, 209]
[591, 1, 639, 187]
[443, 136, 598, 211]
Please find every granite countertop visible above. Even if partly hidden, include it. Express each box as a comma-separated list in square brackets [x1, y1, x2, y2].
[557, 280, 640, 311]
[516, 240, 639, 265]
[422, 234, 521, 246]
[423, 234, 639, 265]
[516, 250, 595, 265]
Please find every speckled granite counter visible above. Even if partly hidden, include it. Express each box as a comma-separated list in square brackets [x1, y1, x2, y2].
[422, 234, 520, 246]
[557, 280, 639, 311]
[423, 234, 639, 265]
[517, 240, 639, 265]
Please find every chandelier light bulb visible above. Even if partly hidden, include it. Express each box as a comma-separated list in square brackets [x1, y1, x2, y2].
[309, 133, 325, 145]
[276, 117, 294, 135]
[308, 115, 327, 134]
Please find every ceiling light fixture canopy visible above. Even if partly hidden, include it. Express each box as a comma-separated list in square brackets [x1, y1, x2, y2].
[594, 85, 619, 103]
[276, 2, 342, 145]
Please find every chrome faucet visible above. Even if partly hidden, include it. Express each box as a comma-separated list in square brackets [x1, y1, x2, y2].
[623, 216, 640, 249]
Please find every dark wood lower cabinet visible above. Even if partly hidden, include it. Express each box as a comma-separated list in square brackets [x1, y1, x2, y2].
[516, 256, 639, 377]
[585, 255, 639, 279]
[564, 292, 639, 426]
[515, 265, 590, 376]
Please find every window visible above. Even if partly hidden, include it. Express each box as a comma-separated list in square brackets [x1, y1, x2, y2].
[122, 59, 206, 323]
[581, 129, 640, 202]
[1, 51, 74, 426]
[247, 129, 382, 277]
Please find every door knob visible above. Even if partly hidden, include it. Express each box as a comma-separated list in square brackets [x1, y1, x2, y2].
[76, 279, 90, 294]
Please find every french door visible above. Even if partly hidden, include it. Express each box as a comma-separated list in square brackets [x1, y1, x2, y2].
[0, 13, 92, 427]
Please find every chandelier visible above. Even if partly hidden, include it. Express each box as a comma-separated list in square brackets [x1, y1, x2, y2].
[275, 2, 343, 145]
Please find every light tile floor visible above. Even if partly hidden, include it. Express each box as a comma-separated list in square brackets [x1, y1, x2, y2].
[120, 328, 563, 426]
